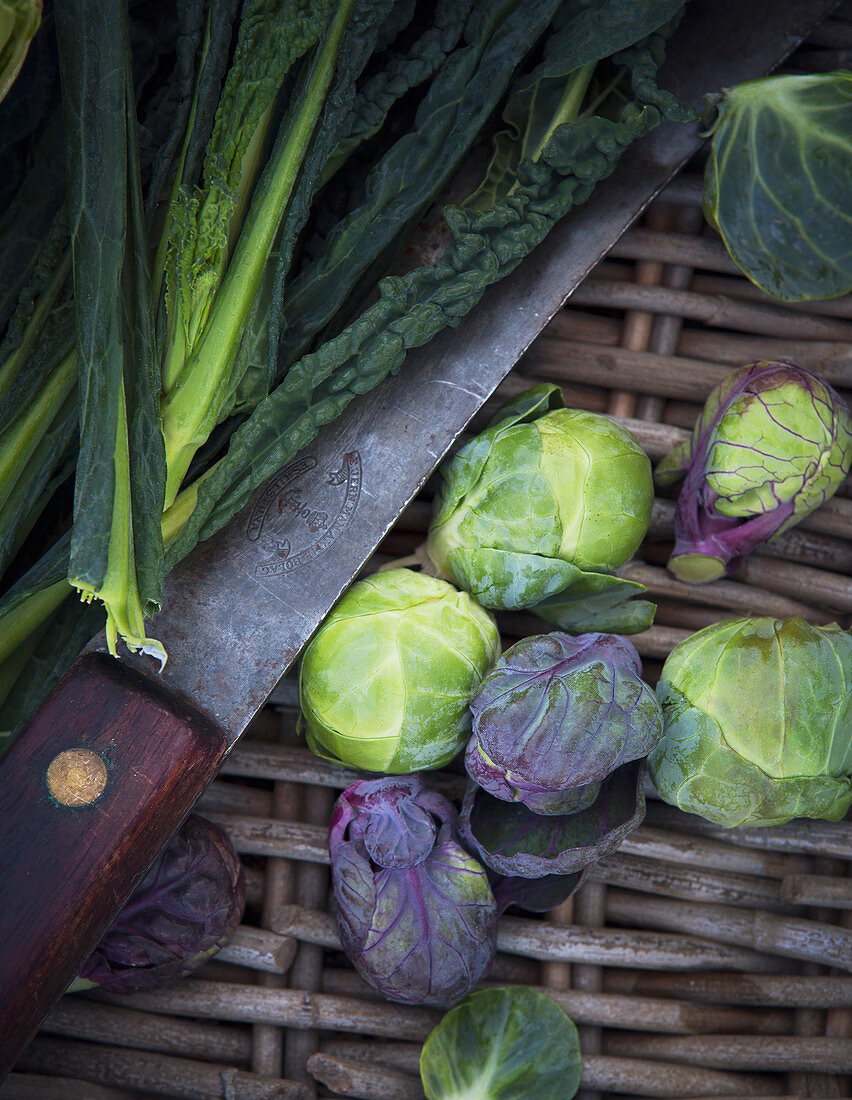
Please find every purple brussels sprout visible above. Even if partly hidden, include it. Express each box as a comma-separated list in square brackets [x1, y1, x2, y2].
[466, 632, 662, 814]
[658, 361, 852, 583]
[459, 760, 646, 879]
[72, 815, 245, 994]
[329, 776, 497, 1008]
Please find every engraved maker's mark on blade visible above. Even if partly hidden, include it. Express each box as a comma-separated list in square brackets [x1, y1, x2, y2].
[248, 451, 363, 578]
[246, 456, 317, 542]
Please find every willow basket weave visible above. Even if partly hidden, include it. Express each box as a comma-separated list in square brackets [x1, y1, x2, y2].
[8, 12, 852, 1100]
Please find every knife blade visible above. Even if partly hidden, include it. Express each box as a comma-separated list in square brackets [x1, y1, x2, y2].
[0, 0, 839, 1074]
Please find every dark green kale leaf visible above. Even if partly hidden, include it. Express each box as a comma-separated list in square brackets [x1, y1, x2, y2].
[56, 0, 167, 659]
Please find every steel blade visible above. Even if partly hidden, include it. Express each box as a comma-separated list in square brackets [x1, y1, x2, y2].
[93, 0, 840, 742]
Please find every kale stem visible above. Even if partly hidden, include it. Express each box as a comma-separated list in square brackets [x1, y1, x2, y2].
[581, 67, 628, 119]
[503, 62, 596, 201]
[530, 62, 596, 162]
[0, 251, 71, 409]
[0, 350, 75, 513]
[0, 579, 70, 666]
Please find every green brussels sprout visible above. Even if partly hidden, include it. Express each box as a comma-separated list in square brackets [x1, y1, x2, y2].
[426, 385, 655, 634]
[649, 617, 852, 828]
[299, 568, 499, 773]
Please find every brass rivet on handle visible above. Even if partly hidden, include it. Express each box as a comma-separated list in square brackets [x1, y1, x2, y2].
[45, 748, 108, 807]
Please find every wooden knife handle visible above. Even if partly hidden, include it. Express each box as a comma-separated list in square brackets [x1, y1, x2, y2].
[0, 653, 228, 1075]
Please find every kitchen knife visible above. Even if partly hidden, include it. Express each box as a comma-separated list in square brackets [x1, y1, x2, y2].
[0, 0, 840, 1074]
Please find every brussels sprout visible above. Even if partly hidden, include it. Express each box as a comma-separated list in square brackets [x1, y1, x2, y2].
[426, 385, 655, 634]
[0, 0, 41, 105]
[658, 362, 852, 583]
[299, 568, 499, 773]
[703, 72, 852, 302]
[466, 631, 662, 814]
[71, 815, 245, 994]
[330, 776, 497, 1008]
[459, 760, 645, 878]
[649, 617, 852, 827]
[420, 987, 582, 1100]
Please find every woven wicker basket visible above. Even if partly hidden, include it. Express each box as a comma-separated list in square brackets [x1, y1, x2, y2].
[7, 11, 852, 1100]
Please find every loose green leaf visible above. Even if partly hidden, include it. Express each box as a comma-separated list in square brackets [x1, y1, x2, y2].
[704, 72, 852, 301]
[486, 381, 563, 430]
[420, 987, 582, 1100]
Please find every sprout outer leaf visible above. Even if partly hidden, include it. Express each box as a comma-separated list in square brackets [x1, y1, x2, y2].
[703, 72, 852, 302]
[459, 760, 646, 878]
[485, 381, 564, 431]
[532, 570, 656, 635]
[420, 986, 582, 1100]
[449, 548, 583, 611]
[492, 870, 586, 916]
